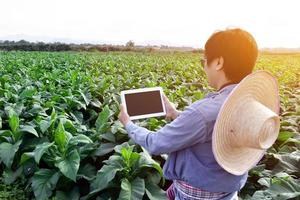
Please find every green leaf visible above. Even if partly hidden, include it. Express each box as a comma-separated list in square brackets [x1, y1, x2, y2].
[56, 187, 80, 200]
[20, 152, 34, 165]
[8, 109, 19, 134]
[95, 105, 111, 133]
[121, 147, 140, 168]
[145, 181, 167, 200]
[258, 177, 271, 188]
[277, 131, 295, 142]
[252, 176, 300, 200]
[93, 143, 116, 157]
[55, 149, 80, 181]
[55, 121, 67, 153]
[118, 178, 145, 200]
[34, 142, 54, 164]
[82, 165, 122, 199]
[0, 140, 22, 168]
[67, 134, 92, 147]
[20, 125, 39, 137]
[80, 91, 91, 106]
[140, 149, 164, 177]
[20, 86, 36, 98]
[77, 163, 97, 180]
[0, 116, 2, 129]
[89, 156, 124, 196]
[271, 151, 300, 176]
[32, 169, 60, 200]
[39, 119, 51, 133]
[3, 167, 23, 184]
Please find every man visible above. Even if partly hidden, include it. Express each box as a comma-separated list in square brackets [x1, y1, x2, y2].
[118, 28, 258, 200]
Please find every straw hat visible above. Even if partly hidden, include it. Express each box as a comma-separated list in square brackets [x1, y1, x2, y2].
[212, 70, 281, 175]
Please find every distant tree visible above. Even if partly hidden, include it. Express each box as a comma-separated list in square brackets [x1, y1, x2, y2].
[126, 40, 135, 48]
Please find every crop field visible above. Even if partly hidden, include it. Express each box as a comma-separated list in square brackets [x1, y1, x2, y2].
[0, 51, 299, 200]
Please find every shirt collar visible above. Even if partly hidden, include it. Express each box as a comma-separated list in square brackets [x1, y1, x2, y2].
[205, 83, 238, 98]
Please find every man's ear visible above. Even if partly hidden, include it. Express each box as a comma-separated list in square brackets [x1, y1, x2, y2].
[216, 56, 224, 71]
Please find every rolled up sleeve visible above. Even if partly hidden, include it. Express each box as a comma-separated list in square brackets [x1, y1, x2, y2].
[124, 106, 208, 155]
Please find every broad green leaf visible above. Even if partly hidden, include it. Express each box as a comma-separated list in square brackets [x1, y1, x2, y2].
[145, 181, 167, 200]
[258, 177, 271, 188]
[140, 149, 164, 177]
[19, 125, 39, 137]
[91, 165, 120, 191]
[114, 142, 132, 154]
[8, 109, 19, 133]
[118, 177, 145, 200]
[95, 105, 111, 133]
[39, 119, 51, 133]
[82, 162, 123, 199]
[3, 167, 23, 184]
[80, 91, 91, 106]
[20, 86, 36, 98]
[0, 140, 22, 168]
[271, 151, 300, 176]
[62, 119, 77, 133]
[34, 142, 54, 164]
[252, 176, 300, 200]
[277, 131, 295, 142]
[32, 169, 60, 200]
[93, 143, 116, 157]
[67, 134, 92, 147]
[20, 152, 34, 165]
[77, 163, 97, 180]
[55, 121, 67, 153]
[121, 147, 140, 168]
[55, 149, 80, 181]
[90, 155, 124, 192]
[51, 107, 57, 121]
[101, 132, 116, 143]
[55, 187, 80, 200]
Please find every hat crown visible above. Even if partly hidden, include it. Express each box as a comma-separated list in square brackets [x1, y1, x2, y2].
[230, 98, 280, 149]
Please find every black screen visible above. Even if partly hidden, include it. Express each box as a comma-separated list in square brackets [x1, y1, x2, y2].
[125, 91, 164, 116]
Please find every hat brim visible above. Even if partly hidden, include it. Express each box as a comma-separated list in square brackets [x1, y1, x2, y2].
[212, 70, 280, 175]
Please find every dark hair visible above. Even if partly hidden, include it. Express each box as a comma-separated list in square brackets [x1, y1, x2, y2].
[204, 28, 258, 82]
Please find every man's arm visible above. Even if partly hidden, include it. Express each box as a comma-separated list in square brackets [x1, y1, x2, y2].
[125, 106, 208, 155]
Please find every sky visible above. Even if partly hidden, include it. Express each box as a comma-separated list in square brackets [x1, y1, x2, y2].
[1, 0, 300, 48]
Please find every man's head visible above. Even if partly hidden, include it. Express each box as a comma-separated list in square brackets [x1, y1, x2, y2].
[202, 28, 258, 90]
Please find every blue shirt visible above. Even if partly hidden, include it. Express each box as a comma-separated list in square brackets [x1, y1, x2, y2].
[125, 84, 248, 197]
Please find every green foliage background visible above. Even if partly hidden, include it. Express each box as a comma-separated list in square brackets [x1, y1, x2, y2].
[0, 51, 299, 199]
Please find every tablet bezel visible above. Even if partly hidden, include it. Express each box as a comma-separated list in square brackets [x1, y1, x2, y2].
[120, 87, 166, 120]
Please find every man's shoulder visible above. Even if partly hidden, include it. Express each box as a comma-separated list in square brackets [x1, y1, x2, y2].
[189, 93, 229, 122]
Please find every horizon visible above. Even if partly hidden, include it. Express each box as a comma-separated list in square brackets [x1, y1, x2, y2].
[1, 0, 300, 49]
[2, 35, 300, 51]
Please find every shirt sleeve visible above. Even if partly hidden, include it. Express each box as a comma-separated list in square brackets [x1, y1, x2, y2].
[124, 105, 208, 155]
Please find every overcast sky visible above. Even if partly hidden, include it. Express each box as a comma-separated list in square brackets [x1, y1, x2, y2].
[1, 0, 300, 48]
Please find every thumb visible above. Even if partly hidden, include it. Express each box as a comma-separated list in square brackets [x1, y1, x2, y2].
[162, 93, 168, 103]
[120, 104, 127, 113]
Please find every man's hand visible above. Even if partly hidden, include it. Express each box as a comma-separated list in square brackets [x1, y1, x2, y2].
[118, 104, 131, 126]
[162, 93, 181, 121]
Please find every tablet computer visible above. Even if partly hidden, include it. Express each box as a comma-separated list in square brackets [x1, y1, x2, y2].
[120, 87, 166, 120]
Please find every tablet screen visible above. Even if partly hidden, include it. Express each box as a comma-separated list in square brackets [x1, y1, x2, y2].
[124, 90, 164, 116]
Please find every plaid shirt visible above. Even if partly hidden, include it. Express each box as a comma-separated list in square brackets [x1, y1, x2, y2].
[173, 180, 230, 200]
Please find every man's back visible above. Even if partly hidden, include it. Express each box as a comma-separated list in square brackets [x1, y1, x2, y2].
[162, 84, 248, 194]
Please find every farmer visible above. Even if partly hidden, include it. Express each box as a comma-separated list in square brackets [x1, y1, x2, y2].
[118, 28, 280, 200]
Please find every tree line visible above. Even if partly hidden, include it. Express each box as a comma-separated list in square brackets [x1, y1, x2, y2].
[0, 40, 203, 53]
[0, 40, 138, 52]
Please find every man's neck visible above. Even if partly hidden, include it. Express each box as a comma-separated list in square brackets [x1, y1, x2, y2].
[217, 80, 237, 92]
